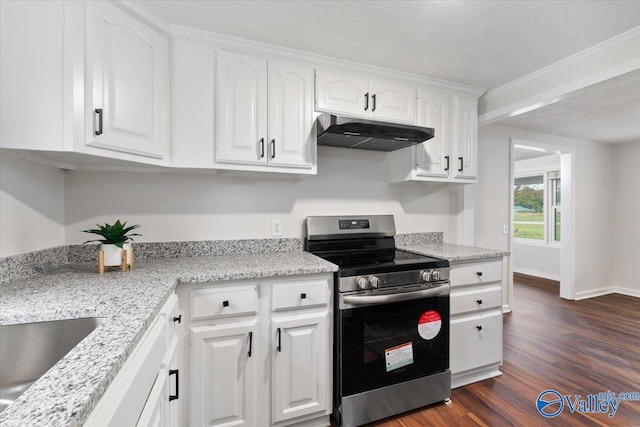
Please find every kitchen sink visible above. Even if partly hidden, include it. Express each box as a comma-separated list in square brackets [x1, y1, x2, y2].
[0, 317, 105, 414]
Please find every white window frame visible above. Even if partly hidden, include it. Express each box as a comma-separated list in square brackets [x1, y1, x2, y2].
[513, 169, 560, 248]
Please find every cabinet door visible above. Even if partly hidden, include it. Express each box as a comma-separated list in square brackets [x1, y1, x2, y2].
[315, 70, 369, 117]
[268, 61, 315, 169]
[217, 50, 268, 165]
[450, 311, 502, 374]
[88, 1, 168, 158]
[272, 312, 328, 423]
[369, 80, 416, 124]
[453, 96, 478, 179]
[415, 90, 450, 178]
[190, 322, 256, 427]
[136, 369, 168, 427]
[163, 337, 180, 427]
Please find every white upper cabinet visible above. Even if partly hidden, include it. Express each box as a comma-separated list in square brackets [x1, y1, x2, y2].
[315, 70, 369, 117]
[415, 89, 450, 178]
[87, 1, 169, 159]
[369, 80, 416, 123]
[0, 1, 169, 166]
[453, 95, 478, 180]
[387, 91, 479, 184]
[267, 61, 315, 169]
[216, 50, 269, 166]
[315, 70, 416, 123]
[215, 50, 316, 172]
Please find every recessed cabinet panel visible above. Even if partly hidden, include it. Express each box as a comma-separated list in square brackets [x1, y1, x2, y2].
[416, 90, 450, 177]
[369, 80, 416, 123]
[190, 285, 258, 321]
[88, 1, 167, 159]
[454, 96, 478, 179]
[191, 322, 256, 427]
[217, 50, 268, 165]
[268, 61, 315, 169]
[315, 70, 369, 117]
[450, 311, 502, 374]
[136, 368, 168, 427]
[272, 313, 328, 423]
[450, 261, 502, 287]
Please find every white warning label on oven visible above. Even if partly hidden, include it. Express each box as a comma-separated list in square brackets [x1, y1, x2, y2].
[418, 310, 442, 340]
[385, 342, 414, 372]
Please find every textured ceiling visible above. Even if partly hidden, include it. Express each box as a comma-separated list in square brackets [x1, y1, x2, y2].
[500, 70, 640, 144]
[140, 0, 640, 90]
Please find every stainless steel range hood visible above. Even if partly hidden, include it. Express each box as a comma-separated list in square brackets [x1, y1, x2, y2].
[316, 114, 434, 152]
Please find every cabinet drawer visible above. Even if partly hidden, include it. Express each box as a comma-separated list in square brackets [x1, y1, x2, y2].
[451, 285, 502, 315]
[450, 311, 502, 374]
[191, 285, 258, 320]
[450, 260, 502, 287]
[272, 279, 329, 311]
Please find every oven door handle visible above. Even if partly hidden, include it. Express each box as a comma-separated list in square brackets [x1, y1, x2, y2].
[342, 283, 449, 306]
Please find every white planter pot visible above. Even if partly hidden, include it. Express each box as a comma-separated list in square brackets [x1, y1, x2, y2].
[101, 243, 132, 266]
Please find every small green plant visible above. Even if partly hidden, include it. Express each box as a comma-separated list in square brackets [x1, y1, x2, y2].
[82, 220, 141, 248]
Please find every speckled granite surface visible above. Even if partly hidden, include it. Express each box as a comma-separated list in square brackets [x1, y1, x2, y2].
[0, 252, 337, 427]
[68, 238, 304, 263]
[1, 238, 303, 285]
[0, 246, 69, 285]
[399, 243, 509, 262]
[395, 232, 443, 246]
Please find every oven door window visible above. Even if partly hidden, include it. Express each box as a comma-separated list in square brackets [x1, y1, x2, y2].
[340, 295, 449, 397]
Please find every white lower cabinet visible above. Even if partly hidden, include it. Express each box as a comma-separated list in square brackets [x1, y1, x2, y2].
[190, 321, 257, 427]
[449, 260, 504, 388]
[271, 312, 328, 423]
[85, 294, 182, 427]
[179, 274, 332, 427]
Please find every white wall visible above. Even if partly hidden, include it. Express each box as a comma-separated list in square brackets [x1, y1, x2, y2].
[475, 125, 615, 299]
[0, 153, 66, 257]
[612, 142, 640, 296]
[512, 154, 561, 280]
[64, 146, 455, 245]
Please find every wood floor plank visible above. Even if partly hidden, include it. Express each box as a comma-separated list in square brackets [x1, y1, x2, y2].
[359, 275, 640, 427]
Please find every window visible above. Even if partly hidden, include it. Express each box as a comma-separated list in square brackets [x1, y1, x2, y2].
[514, 175, 544, 240]
[513, 171, 561, 244]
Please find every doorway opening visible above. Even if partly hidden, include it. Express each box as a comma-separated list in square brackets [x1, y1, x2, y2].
[508, 139, 574, 305]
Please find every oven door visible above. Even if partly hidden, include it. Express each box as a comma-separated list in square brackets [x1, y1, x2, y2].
[338, 291, 449, 397]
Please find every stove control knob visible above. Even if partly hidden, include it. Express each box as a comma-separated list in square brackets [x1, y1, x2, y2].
[369, 276, 380, 288]
[356, 277, 369, 290]
[421, 270, 432, 282]
[432, 270, 441, 281]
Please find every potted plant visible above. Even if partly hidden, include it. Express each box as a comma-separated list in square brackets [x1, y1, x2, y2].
[82, 220, 141, 267]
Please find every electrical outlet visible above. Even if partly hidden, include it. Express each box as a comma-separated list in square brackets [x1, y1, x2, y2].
[502, 224, 508, 235]
[271, 219, 282, 237]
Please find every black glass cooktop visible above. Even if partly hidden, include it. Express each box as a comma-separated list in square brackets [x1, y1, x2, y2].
[316, 249, 448, 277]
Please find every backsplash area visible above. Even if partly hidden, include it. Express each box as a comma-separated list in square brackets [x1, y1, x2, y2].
[0, 232, 443, 284]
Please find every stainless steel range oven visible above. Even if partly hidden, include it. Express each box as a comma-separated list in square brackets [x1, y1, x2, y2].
[304, 215, 451, 427]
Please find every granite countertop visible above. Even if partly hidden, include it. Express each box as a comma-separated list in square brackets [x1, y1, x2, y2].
[399, 243, 510, 262]
[0, 252, 337, 427]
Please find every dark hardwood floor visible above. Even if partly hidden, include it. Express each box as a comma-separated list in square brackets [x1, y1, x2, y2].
[366, 274, 640, 426]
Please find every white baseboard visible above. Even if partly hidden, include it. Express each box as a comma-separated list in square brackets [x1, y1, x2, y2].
[574, 287, 615, 300]
[613, 286, 640, 298]
[513, 267, 560, 281]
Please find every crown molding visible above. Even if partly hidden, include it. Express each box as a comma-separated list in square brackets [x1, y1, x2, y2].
[170, 25, 486, 97]
[111, 0, 171, 37]
[479, 26, 640, 124]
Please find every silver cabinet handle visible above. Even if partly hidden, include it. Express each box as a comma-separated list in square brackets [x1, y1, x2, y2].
[271, 139, 275, 159]
[259, 138, 265, 158]
[342, 283, 449, 306]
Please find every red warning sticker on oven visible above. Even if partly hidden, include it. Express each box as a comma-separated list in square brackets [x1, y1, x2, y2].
[418, 310, 441, 340]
